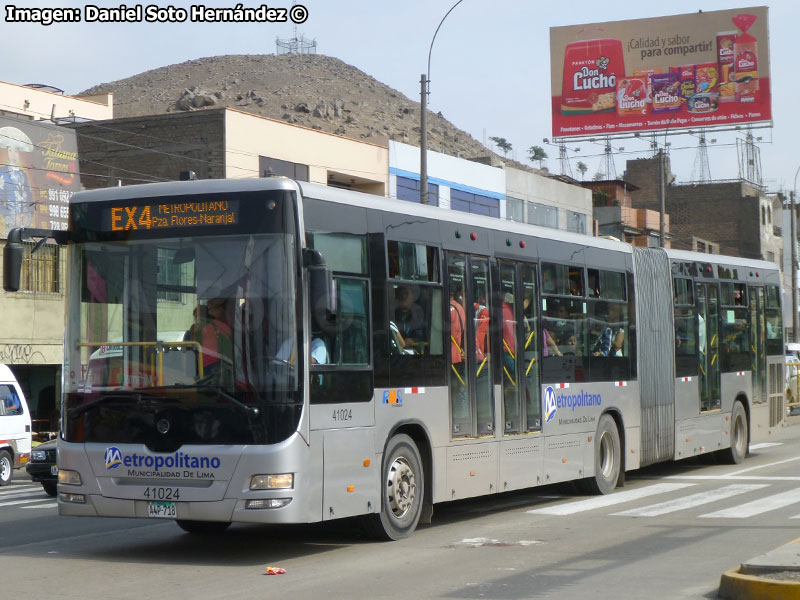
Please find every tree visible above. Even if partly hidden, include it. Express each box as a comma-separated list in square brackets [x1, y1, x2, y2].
[576, 161, 588, 180]
[489, 136, 512, 157]
[528, 145, 548, 169]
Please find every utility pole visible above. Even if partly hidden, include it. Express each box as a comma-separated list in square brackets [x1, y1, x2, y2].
[792, 191, 798, 343]
[420, 74, 428, 204]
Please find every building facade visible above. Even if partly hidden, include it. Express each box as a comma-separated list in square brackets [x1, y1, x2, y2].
[0, 82, 112, 431]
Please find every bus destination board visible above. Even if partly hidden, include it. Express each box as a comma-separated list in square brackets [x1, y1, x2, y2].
[104, 200, 239, 231]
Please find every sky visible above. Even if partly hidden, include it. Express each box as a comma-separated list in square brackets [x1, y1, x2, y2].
[2, 0, 798, 195]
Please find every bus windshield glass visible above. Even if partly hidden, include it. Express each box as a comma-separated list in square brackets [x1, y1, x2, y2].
[64, 203, 302, 448]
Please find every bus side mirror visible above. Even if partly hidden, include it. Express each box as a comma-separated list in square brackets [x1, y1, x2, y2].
[304, 248, 335, 321]
[3, 228, 24, 292]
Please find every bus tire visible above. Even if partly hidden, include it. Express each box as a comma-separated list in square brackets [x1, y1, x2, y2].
[0, 450, 12, 486]
[176, 520, 231, 535]
[721, 402, 748, 464]
[585, 415, 620, 495]
[361, 434, 424, 541]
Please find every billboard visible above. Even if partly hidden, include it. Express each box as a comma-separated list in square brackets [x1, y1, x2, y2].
[550, 7, 771, 139]
[0, 116, 79, 237]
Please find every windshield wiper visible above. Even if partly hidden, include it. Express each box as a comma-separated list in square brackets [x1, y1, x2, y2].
[66, 391, 165, 418]
[142, 381, 260, 416]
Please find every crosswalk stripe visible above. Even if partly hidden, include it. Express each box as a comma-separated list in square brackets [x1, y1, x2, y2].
[0, 486, 46, 498]
[527, 483, 695, 516]
[700, 487, 800, 518]
[611, 484, 769, 517]
[21, 502, 57, 509]
[0, 497, 58, 508]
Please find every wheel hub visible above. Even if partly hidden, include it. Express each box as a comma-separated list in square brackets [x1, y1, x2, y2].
[386, 457, 416, 518]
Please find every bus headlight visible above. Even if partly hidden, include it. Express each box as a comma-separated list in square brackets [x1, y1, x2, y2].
[58, 469, 82, 486]
[250, 474, 294, 490]
[245, 498, 292, 509]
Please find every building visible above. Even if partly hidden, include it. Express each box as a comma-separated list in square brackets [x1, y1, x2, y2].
[582, 178, 670, 247]
[0, 82, 113, 431]
[624, 156, 782, 262]
[389, 141, 505, 216]
[70, 108, 388, 194]
[505, 170, 592, 234]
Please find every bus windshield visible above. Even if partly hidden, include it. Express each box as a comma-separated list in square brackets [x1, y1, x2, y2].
[64, 230, 301, 448]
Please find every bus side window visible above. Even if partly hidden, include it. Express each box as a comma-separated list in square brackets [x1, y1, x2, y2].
[674, 277, 698, 378]
[385, 241, 444, 388]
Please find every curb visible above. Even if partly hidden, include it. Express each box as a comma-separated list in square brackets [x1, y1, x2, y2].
[719, 567, 800, 599]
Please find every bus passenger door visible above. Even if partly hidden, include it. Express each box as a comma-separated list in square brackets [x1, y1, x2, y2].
[697, 283, 721, 412]
[446, 253, 494, 437]
[498, 260, 541, 434]
[749, 286, 767, 405]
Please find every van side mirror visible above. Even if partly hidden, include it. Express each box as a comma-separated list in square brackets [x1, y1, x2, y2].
[3, 228, 24, 292]
[303, 248, 335, 321]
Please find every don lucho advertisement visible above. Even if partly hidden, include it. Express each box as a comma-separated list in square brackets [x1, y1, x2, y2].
[549, 7, 771, 139]
[0, 116, 80, 237]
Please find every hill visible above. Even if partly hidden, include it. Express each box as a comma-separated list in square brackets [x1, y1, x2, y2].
[79, 53, 533, 170]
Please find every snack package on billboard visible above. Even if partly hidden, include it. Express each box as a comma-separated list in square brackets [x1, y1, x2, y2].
[561, 39, 625, 115]
[616, 76, 649, 117]
[632, 67, 663, 83]
[669, 65, 696, 104]
[732, 13, 759, 103]
[687, 92, 719, 113]
[717, 31, 736, 102]
[651, 73, 681, 113]
[694, 63, 719, 94]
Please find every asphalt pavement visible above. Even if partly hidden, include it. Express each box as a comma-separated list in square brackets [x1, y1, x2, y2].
[718, 414, 800, 599]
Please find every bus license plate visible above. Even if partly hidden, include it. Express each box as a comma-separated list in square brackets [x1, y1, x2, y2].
[148, 501, 177, 519]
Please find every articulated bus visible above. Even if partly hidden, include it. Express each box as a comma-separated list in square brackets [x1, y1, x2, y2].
[4, 177, 785, 539]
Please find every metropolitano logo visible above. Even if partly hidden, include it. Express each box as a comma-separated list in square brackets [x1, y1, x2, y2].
[544, 386, 557, 423]
[105, 446, 123, 470]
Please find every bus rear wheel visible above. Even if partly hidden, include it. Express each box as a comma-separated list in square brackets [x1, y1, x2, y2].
[720, 402, 748, 464]
[0, 450, 13, 486]
[361, 434, 424, 541]
[176, 520, 231, 534]
[584, 415, 620, 495]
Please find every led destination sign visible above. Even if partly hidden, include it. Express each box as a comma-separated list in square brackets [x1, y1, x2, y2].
[104, 200, 239, 231]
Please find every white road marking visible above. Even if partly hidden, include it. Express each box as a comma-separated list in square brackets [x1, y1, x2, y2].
[21, 502, 57, 509]
[665, 475, 800, 481]
[612, 484, 768, 517]
[749, 442, 783, 450]
[700, 487, 800, 518]
[527, 483, 695, 516]
[0, 497, 58, 507]
[727, 455, 800, 476]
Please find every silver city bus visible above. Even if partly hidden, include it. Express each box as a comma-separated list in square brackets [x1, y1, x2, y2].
[3, 176, 785, 539]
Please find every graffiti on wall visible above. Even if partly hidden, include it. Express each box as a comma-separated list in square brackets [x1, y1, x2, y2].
[0, 344, 47, 364]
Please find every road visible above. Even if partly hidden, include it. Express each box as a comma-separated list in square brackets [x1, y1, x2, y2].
[4, 422, 800, 599]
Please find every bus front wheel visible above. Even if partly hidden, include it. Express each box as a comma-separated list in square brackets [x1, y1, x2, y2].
[362, 434, 424, 541]
[584, 415, 620, 495]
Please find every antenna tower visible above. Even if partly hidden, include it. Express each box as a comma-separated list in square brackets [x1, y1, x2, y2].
[558, 144, 574, 179]
[276, 8, 316, 54]
[690, 131, 712, 183]
[602, 139, 617, 179]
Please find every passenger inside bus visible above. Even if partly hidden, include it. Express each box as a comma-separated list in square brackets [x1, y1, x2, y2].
[449, 284, 467, 421]
[589, 302, 614, 357]
[391, 285, 426, 354]
[201, 297, 234, 381]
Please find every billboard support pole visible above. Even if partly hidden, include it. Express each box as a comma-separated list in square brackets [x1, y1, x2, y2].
[659, 149, 666, 248]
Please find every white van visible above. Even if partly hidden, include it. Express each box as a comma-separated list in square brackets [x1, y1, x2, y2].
[0, 365, 31, 485]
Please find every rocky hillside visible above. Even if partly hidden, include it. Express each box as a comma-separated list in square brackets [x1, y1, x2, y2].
[79, 53, 534, 170]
